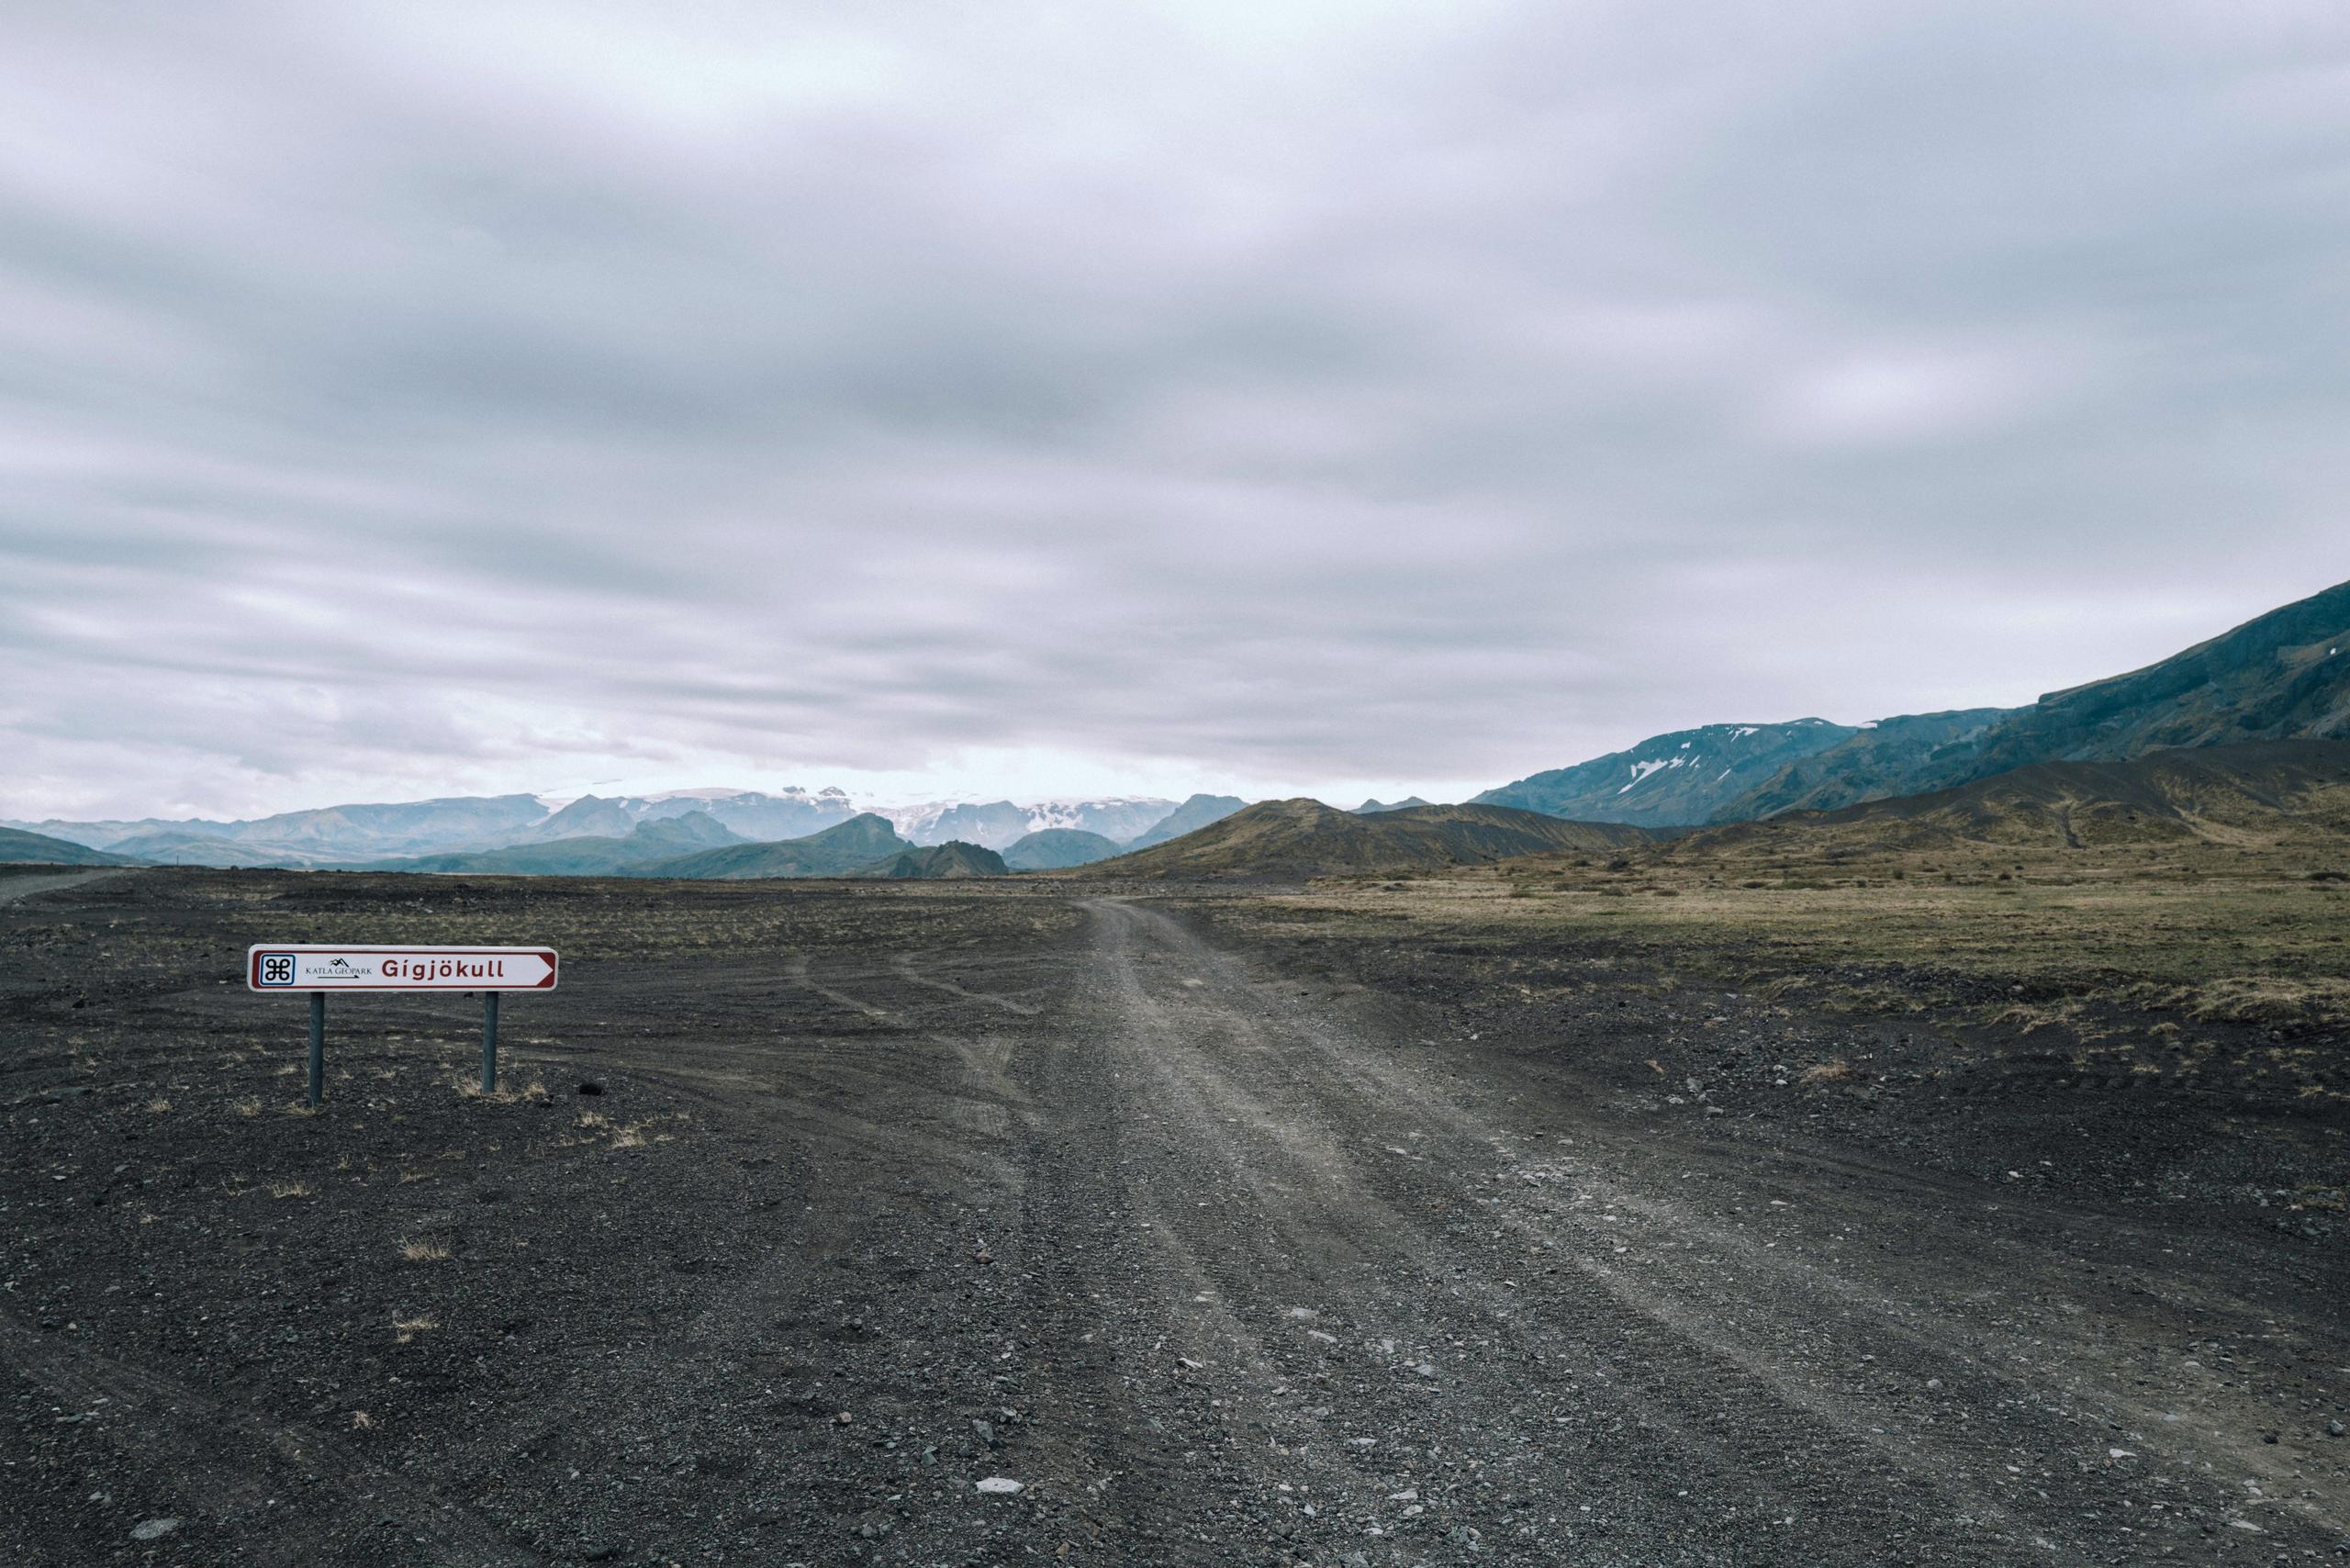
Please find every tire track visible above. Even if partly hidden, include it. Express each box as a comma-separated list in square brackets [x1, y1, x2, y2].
[890, 953, 1042, 1014]
[0, 1311, 536, 1567]
[783, 950, 894, 1020]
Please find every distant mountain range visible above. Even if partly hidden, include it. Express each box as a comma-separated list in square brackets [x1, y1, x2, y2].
[17, 794, 554, 868]
[9, 578, 2345, 877]
[352, 812, 1013, 881]
[3, 789, 1215, 869]
[1479, 577, 2350, 827]
[371, 812, 747, 876]
[879, 797, 1178, 848]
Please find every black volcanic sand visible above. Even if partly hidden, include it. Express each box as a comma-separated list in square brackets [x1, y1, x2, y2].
[3, 867, 2345, 1565]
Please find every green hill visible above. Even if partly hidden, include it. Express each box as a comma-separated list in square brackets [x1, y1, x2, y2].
[1676, 740, 2350, 858]
[1093, 799, 1651, 879]
[367, 812, 742, 875]
[1002, 828, 1123, 869]
[0, 827, 139, 867]
[637, 813, 912, 879]
[850, 841, 1009, 879]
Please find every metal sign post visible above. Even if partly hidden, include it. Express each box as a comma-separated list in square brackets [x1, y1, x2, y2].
[482, 991, 500, 1094]
[308, 992, 326, 1107]
[247, 946, 560, 1102]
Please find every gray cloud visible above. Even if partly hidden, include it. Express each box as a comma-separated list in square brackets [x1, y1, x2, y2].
[4, 1, 2348, 818]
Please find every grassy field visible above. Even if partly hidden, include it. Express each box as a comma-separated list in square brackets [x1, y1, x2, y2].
[1221, 836, 2350, 1108]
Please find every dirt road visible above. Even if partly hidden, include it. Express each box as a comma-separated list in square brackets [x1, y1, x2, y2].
[974, 900, 2346, 1562]
[3, 873, 2343, 1564]
[0, 867, 125, 905]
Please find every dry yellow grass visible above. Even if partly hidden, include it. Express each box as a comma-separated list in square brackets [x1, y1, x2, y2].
[559, 1110, 691, 1152]
[1260, 834, 2350, 1032]
[397, 1238, 451, 1263]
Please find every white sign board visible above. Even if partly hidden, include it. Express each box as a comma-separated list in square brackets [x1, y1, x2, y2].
[246, 945, 558, 991]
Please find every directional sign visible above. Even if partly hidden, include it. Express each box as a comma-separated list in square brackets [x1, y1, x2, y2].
[247, 945, 558, 991]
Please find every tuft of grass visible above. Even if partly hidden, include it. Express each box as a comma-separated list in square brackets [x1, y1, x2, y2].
[143, 1098, 171, 1114]
[268, 1180, 312, 1199]
[391, 1314, 440, 1344]
[350, 1410, 376, 1431]
[233, 1097, 263, 1117]
[1796, 1059, 1852, 1086]
[398, 1238, 451, 1263]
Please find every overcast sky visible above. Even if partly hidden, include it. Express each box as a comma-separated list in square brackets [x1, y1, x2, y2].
[5, 1, 2347, 821]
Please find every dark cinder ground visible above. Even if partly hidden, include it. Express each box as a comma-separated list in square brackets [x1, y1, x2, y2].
[2, 867, 2344, 1565]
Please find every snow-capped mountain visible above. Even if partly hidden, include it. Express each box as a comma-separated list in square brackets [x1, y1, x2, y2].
[872, 797, 1179, 850]
[516, 787, 859, 845]
[523, 789, 1175, 851]
[1474, 721, 1861, 827]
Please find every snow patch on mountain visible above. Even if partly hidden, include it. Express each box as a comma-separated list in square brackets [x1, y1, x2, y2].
[1478, 719, 1862, 826]
[1620, 755, 1706, 793]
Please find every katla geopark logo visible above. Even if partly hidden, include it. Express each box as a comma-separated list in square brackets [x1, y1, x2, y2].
[255, 952, 374, 985]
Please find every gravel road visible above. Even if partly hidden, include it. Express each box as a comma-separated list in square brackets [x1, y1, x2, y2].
[972, 899, 2347, 1563]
